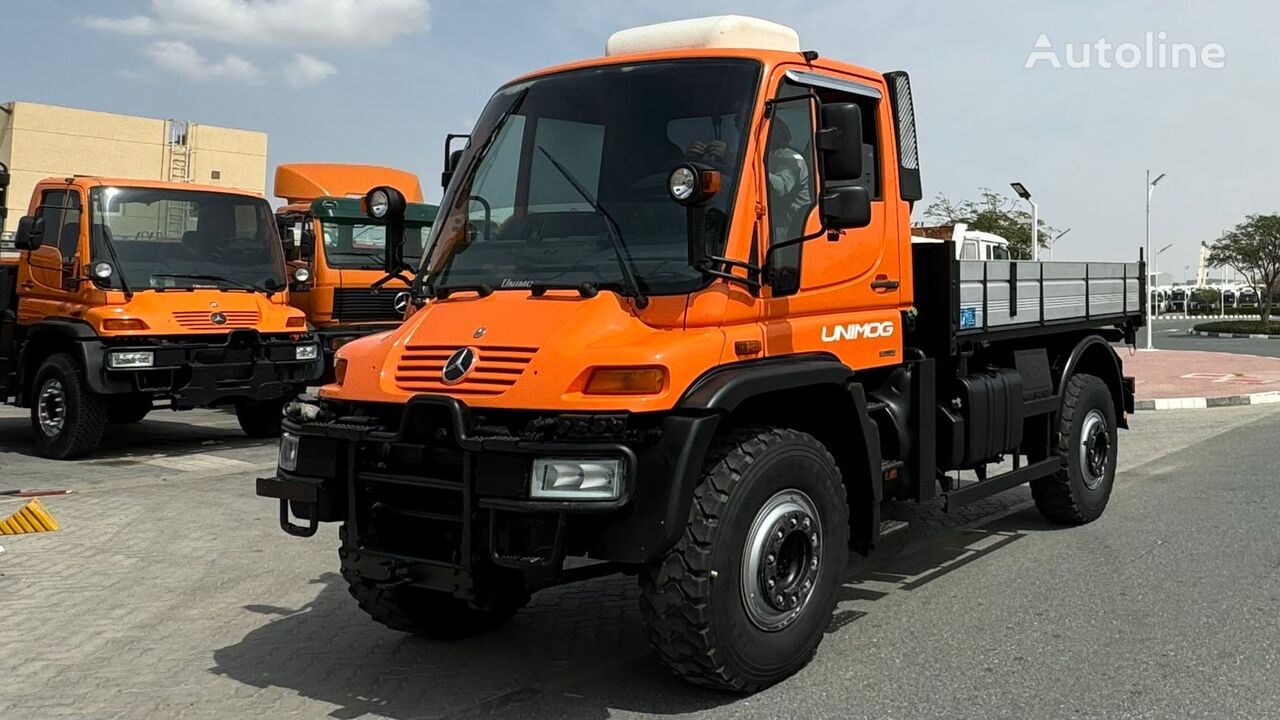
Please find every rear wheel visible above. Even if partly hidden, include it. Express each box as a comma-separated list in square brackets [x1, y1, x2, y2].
[1031, 373, 1118, 524]
[640, 427, 849, 692]
[30, 353, 107, 460]
[106, 395, 152, 424]
[235, 397, 287, 438]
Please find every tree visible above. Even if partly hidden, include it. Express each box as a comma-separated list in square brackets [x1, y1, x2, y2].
[923, 188, 1057, 259]
[1207, 214, 1280, 325]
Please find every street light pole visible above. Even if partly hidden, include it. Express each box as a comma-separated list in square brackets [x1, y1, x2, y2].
[1144, 170, 1167, 351]
[1010, 182, 1037, 260]
[1048, 228, 1072, 260]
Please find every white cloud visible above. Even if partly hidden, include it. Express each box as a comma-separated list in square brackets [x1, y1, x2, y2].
[143, 41, 265, 85]
[83, 0, 430, 49]
[282, 53, 337, 88]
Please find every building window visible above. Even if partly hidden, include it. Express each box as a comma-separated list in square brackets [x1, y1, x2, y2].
[210, 170, 221, 180]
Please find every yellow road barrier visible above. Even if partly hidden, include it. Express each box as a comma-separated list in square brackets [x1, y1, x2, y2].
[0, 498, 60, 534]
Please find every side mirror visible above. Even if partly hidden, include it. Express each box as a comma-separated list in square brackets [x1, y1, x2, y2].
[14, 215, 44, 251]
[821, 185, 872, 230]
[442, 133, 470, 189]
[817, 102, 864, 182]
[299, 223, 315, 258]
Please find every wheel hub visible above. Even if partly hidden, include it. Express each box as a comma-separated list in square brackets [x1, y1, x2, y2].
[1079, 409, 1110, 489]
[741, 490, 822, 632]
[37, 379, 66, 438]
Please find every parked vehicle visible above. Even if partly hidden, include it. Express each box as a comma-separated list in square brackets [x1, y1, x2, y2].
[1168, 286, 1188, 313]
[912, 222, 1012, 260]
[1238, 286, 1260, 308]
[258, 16, 1142, 692]
[273, 164, 437, 373]
[0, 170, 322, 458]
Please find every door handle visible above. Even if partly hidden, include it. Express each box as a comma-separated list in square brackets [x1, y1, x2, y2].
[20, 282, 34, 290]
[871, 277, 899, 291]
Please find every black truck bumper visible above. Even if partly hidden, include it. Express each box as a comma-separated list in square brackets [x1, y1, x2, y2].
[83, 331, 324, 408]
[256, 395, 718, 596]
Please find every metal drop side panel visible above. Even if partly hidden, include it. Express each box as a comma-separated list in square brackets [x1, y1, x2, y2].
[957, 261, 1142, 333]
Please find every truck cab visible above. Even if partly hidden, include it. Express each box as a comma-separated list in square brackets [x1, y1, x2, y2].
[272, 164, 436, 367]
[258, 16, 1141, 691]
[0, 174, 321, 458]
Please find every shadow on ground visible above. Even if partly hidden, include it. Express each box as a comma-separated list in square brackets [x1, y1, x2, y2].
[211, 506, 1054, 719]
[0, 411, 266, 462]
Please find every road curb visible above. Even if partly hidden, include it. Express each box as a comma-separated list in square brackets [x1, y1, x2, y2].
[1135, 391, 1280, 411]
[1186, 329, 1280, 340]
[1156, 314, 1261, 321]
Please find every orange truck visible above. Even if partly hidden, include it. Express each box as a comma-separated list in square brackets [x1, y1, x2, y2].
[258, 16, 1143, 690]
[0, 167, 322, 458]
[272, 164, 436, 371]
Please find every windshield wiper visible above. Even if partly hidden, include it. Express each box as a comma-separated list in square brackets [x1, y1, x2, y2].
[535, 146, 649, 309]
[151, 273, 276, 296]
[529, 281, 600, 299]
[91, 226, 132, 300]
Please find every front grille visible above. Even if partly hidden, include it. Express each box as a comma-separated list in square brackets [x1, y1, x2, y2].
[172, 310, 259, 330]
[395, 344, 536, 396]
[333, 288, 404, 322]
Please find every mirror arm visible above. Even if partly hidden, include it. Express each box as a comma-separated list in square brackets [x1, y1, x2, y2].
[698, 264, 761, 292]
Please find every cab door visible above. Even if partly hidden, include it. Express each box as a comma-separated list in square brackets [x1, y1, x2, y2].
[759, 67, 903, 369]
[18, 188, 84, 324]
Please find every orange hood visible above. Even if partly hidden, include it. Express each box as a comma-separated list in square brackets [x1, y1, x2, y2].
[322, 291, 725, 412]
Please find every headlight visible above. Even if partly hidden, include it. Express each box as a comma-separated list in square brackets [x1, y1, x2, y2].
[295, 344, 319, 361]
[292, 266, 311, 283]
[367, 188, 390, 219]
[668, 166, 697, 202]
[107, 350, 154, 368]
[530, 458, 623, 501]
[92, 262, 114, 279]
[278, 431, 300, 472]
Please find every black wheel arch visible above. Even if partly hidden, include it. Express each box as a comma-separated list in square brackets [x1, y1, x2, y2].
[1057, 334, 1129, 428]
[15, 319, 99, 406]
[676, 354, 885, 553]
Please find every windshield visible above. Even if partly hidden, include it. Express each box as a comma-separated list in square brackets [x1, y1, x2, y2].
[320, 220, 427, 269]
[90, 187, 284, 292]
[422, 59, 761, 296]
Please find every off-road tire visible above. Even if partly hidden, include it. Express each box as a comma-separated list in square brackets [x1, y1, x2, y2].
[338, 526, 528, 640]
[234, 397, 286, 438]
[640, 427, 849, 692]
[30, 353, 107, 460]
[106, 395, 152, 424]
[1031, 373, 1118, 524]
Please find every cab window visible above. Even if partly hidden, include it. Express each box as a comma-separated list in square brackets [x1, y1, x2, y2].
[960, 240, 979, 260]
[39, 189, 83, 264]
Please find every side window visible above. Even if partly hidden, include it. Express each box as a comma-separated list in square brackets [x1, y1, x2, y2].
[989, 244, 1011, 261]
[765, 81, 817, 248]
[468, 115, 526, 229]
[39, 190, 82, 264]
[960, 240, 979, 260]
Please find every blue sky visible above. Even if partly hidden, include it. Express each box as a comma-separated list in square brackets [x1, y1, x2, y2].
[3, 0, 1278, 277]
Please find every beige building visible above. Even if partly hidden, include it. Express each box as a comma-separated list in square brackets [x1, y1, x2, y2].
[0, 101, 267, 235]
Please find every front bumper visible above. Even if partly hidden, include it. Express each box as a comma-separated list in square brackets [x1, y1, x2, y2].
[83, 331, 323, 407]
[256, 395, 718, 593]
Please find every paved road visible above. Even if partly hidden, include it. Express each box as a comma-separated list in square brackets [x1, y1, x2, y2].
[1148, 317, 1280, 357]
[1, 403, 1278, 718]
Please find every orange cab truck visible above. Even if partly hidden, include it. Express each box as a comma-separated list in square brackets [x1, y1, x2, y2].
[258, 16, 1143, 690]
[0, 169, 322, 459]
[273, 164, 436, 371]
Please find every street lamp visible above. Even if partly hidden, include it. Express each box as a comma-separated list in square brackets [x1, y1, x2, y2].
[1048, 228, 1071, 260]
[1144, 170, 1167, 351]
[1010, 182, 1038, 261]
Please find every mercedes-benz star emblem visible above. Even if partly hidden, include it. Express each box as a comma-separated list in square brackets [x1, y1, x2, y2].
[210, 312, 228, 325]
[393, 292, 411, 314]
[441, 347, 478, 385]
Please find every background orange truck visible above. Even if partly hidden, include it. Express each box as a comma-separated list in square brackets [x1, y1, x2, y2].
[258, 16, 1143, 691]
[272, 163, 436, 371]
[0, 166, 322, 458]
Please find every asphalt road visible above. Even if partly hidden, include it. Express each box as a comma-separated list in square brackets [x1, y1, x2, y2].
[1, 403, 1278, 718]
[1148, 317, 1280, 357]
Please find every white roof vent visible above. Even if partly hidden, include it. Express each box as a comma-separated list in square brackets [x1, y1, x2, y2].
[606, 15, 801, 57]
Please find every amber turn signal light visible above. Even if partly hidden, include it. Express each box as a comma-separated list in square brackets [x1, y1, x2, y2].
[584, 367, 667, 395]
[101, 318, 148, 331]
[334, 357, 348, 385]
[286, 315, 307, 328]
